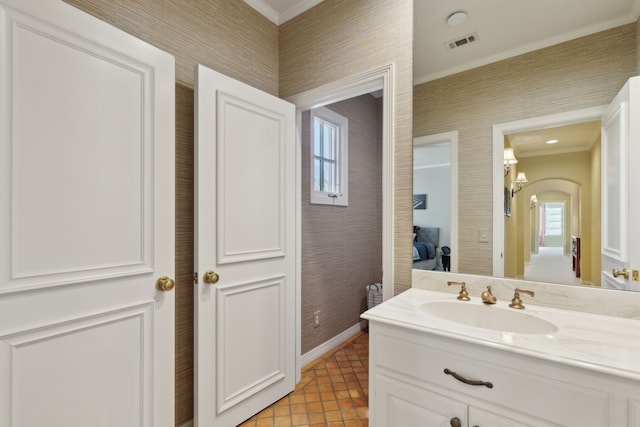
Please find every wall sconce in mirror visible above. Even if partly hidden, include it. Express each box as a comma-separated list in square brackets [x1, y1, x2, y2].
[503, 148, 518, 176]
[512, 172, 528, 196]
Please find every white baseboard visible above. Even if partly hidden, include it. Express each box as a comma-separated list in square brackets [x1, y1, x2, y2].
[179, 420, 193, 427]
[300, 320, 367, 367]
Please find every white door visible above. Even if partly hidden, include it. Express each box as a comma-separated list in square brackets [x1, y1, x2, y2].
[601, 77, 640, 291]
[0, 1, 175, 426]
[194, 65, 296, 426]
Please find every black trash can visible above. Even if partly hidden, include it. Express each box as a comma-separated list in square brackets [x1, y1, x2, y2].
[441, 246, 451, 271]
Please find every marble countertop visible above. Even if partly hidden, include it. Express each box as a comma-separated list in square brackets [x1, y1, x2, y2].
[362, 288, 640, 381]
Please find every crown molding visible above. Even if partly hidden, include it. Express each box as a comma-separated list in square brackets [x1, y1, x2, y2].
[244, 0, 324, 25]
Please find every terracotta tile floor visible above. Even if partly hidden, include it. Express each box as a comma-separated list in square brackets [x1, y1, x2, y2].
[238, 331, 369, 427]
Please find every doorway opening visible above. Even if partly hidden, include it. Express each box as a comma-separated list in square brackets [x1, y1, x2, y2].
[523, 200, 581, 285]
[288, 65, 394, 379]
[413, 131, 459, 273]
[493, 106, 605, 286]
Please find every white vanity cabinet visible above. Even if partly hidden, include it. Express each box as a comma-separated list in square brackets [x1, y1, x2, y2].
[368, 321, 640, 427]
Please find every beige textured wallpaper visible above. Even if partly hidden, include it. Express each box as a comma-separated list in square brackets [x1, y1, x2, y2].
[301, 95, 382, 354]
[414, 24, 637, 277]
[280, 0, 414, 295]
[64, 1, 279, 424]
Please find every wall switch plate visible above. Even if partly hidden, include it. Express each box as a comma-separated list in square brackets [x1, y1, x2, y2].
[478, 228, 489, 243]
[313, 311, 320, 327]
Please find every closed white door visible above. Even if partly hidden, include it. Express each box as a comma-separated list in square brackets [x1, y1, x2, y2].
[195, 65, 296, 426]
[601, 77, 640, 291]
[0, 1, 175, 426]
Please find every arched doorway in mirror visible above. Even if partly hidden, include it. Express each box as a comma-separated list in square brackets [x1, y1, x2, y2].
[506, 178, 586, 285]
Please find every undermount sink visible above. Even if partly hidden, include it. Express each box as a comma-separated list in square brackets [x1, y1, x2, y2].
[419, 301, 558, 335]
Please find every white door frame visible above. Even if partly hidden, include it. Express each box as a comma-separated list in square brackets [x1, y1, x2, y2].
[287, 64, 394, 382]
[492, 106, 606, 277]
[413, 131, 459, 273]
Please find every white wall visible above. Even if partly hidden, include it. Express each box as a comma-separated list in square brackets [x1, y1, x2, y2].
[413, 164, 451, 248]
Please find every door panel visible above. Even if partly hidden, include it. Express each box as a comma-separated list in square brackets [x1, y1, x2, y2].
[216, 276, 287, 412]
[195, 65, 296, 427]
[0, 1, 175, 426]
[601, 79, 631, 289]
[1, 304, 153, 426]
[9, 10, 150, 284]
[601, 101, 627, 262]
[216, 91, 287, 264]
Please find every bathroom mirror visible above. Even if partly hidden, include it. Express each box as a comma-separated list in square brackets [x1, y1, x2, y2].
[411, 2, 637, 291]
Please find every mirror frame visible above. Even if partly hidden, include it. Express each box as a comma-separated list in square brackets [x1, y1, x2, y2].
[492, 105, 606, 277]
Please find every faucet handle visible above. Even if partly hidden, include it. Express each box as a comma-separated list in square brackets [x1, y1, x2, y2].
[447, 281, 470, 301]
[509, 288, 535, 309]
[481, 285, 497, 304]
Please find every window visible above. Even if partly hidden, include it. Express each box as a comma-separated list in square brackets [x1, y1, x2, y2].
[545, 203, 563, 237]
[310, 107, 348, 206]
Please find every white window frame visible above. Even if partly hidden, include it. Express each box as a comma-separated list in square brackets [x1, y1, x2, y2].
[310, 107, 348, 206]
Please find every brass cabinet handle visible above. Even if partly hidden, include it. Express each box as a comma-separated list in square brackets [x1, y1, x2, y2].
[444, 368, 493, 389]
[156, 276, 175, 292]
[450, 417, 462, 427]
[203, 270, 220, 284]
[613, 268, 629, 279]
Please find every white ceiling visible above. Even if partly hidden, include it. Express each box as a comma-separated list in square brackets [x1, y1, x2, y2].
[247, 0, 640, 84]
[506, 121, 601, 159]
[414, 0, 640, 84]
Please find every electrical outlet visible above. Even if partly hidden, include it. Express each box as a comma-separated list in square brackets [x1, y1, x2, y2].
[313, 311, 320, 328]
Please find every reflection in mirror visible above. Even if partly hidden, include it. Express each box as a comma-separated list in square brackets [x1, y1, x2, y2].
[413, 132, 458, 274]
[495, 110, 604, 288]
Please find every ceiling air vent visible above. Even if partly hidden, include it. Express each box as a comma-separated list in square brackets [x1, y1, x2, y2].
[445, 32, 479, 51]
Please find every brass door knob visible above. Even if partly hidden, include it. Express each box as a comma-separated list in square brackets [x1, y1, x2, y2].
[156, 276, 175, 292]
[203, 270, 220, 284]
[613, 268, 629, 279]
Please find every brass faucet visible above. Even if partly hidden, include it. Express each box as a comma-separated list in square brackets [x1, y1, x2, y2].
[447, 281, 470, 301]
[509, 288, 535, 309]
[481, 286, 497, 304]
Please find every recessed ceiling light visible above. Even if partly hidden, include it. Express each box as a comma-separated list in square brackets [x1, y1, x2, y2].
[546, 139, 559, 144]
[447, 11, 467, 26]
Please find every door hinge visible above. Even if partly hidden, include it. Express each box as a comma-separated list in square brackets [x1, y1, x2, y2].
[193, 272, 198, 285]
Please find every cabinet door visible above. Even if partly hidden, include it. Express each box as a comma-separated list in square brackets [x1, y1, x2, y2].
[469, 407, 555, 427]
[374, 373, 467, 427]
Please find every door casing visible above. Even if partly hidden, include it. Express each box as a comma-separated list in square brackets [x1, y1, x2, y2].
[287, 64, 395, 381]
